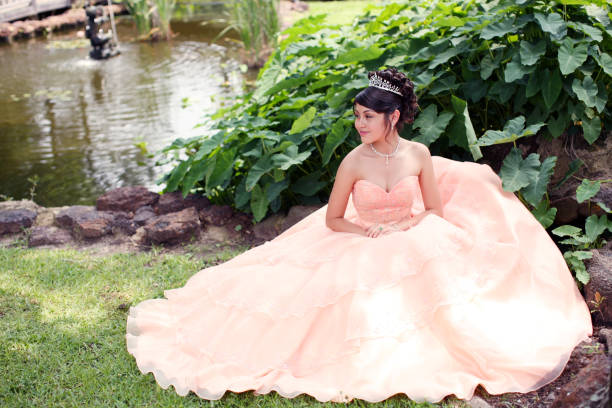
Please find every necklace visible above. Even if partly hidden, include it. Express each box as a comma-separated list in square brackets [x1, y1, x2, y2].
[369, 140, 400, 166]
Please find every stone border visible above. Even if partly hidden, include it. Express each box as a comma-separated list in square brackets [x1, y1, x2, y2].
[0, 186, 323, 251]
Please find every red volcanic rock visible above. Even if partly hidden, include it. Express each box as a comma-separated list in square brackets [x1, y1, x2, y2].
[156, 192, 211, 215]
[56, 205, 114, 239]
[0, 209, 37, 234]
[28, 226, 72, 247]
[585, 249, 612, 325]
[144, 207, 201, 245]
[550, 351, 611, 408]
[198, 205, 233, 226]
[96, 186, 159, 213]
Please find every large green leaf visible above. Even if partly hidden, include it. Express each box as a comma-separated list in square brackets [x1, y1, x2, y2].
[193, 131, 225, 161]
[499, 148, 541, 192]
[576, 178, 601, 203]
[523, 156, 557, 206]
[519, 40, 547, 66]
[322, 119, 349, 165]
[594, 52, 612, 76]
[333, 44, 384, 65]
[206, 147, 237, 188]
[582, 116, 601, 144]
[586, 4, 610, 26]
[585, 214, 608, 243]
[558, 38, 589, 75]
[531, 199, 557, 228]
[564, 251, 591, 285]
[250, 184, 269, 222]
[541, 69, 562, 109]
[534, 12, 567, 40]
[450, 96, 482, 160]
[181, 158, 214, 196]
[476, 116, 544, 146]
[264, 178, 289, 203]
[413, 104, 454, 146]
[525, 71, 542, 98]
[272, 145, 312, 170]
[246, 155, 274, 191]
[504, 58, 535, 82]
[572, 76, 599, 108]
[480, 53, 502, 80]
[165, 156, 193, 192]
[429, 43, 463, 69]
[569, 22, 603, 42]
[480, 18, 515, 40]
[291, 171, 326, 196]
[548, 110, 570, 138]
[289, 106, 317, 135]
[552, 224, 583, 238]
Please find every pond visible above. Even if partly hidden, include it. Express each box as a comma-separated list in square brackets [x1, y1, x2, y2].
[0, 8, 250, 207]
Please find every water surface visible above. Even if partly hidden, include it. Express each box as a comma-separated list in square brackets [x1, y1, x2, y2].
[0, 14, 247, 206]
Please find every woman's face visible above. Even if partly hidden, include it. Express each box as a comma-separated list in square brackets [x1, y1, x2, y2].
[353, 103, 389, 144]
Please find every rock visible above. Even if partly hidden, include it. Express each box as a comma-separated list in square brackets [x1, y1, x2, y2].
[199, 205, 233, 226]
[156, 192, 211, 215]
[110, 211, 137, 235]
[144, 207, 201, 245]
[28, 226, 72, 247]
[56, 206, 114, 239]
[0, 199, 41, 213]
[598, 328, 612, 355]
[34, 207, 65, 227]
[131, 226, 147, 246]
[0, 209, 37, 234]
[252, 214, 285, 243]
[466, 396, 492, 408]
[550, 352, 611, 408]
[96, 186, 159, 212]
[585, 249, 612, 325]
[281, 205, 323, 232]
[133, 206, 156, 226]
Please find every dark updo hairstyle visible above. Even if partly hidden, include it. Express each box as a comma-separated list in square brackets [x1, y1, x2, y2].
[354, 67, 419, 141]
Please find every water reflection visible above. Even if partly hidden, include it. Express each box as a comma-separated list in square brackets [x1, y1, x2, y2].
[0, 17, 246, 206]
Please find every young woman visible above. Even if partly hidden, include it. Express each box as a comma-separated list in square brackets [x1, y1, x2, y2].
[127, 68, 593, 404]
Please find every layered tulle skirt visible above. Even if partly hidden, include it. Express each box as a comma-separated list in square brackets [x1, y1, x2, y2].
[126, 156, 592, 403]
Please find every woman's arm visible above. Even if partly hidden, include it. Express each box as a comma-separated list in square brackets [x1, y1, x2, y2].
[325, 154, 367, 236]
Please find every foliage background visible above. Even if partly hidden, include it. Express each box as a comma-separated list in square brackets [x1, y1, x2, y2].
[160, 0, 612, 282]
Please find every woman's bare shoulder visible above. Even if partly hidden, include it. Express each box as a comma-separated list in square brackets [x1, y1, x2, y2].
[338, 144, 366, 173]
[403, 140, 431, 161]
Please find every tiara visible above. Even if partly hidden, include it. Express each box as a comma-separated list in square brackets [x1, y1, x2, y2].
[369, 73, 402, 96]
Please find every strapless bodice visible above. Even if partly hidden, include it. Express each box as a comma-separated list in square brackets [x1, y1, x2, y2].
[351, 175, 419, 224]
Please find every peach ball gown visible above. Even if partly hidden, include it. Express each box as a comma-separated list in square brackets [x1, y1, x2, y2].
[126, 156, 593, 404]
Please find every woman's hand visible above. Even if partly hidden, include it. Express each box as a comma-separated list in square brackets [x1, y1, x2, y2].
[365, 223, 401, 238]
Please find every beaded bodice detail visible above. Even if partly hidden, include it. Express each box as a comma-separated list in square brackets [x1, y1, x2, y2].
[351, 175, 419, 224]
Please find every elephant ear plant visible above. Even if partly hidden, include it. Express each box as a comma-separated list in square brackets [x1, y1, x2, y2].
[160, 0, 611, 283]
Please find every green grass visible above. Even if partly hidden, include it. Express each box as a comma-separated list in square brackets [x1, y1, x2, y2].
[0, 246, 468, 407]
[298, 1, 375, 26]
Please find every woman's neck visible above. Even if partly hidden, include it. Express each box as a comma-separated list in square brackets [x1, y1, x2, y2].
[370, 132, 400, 154]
